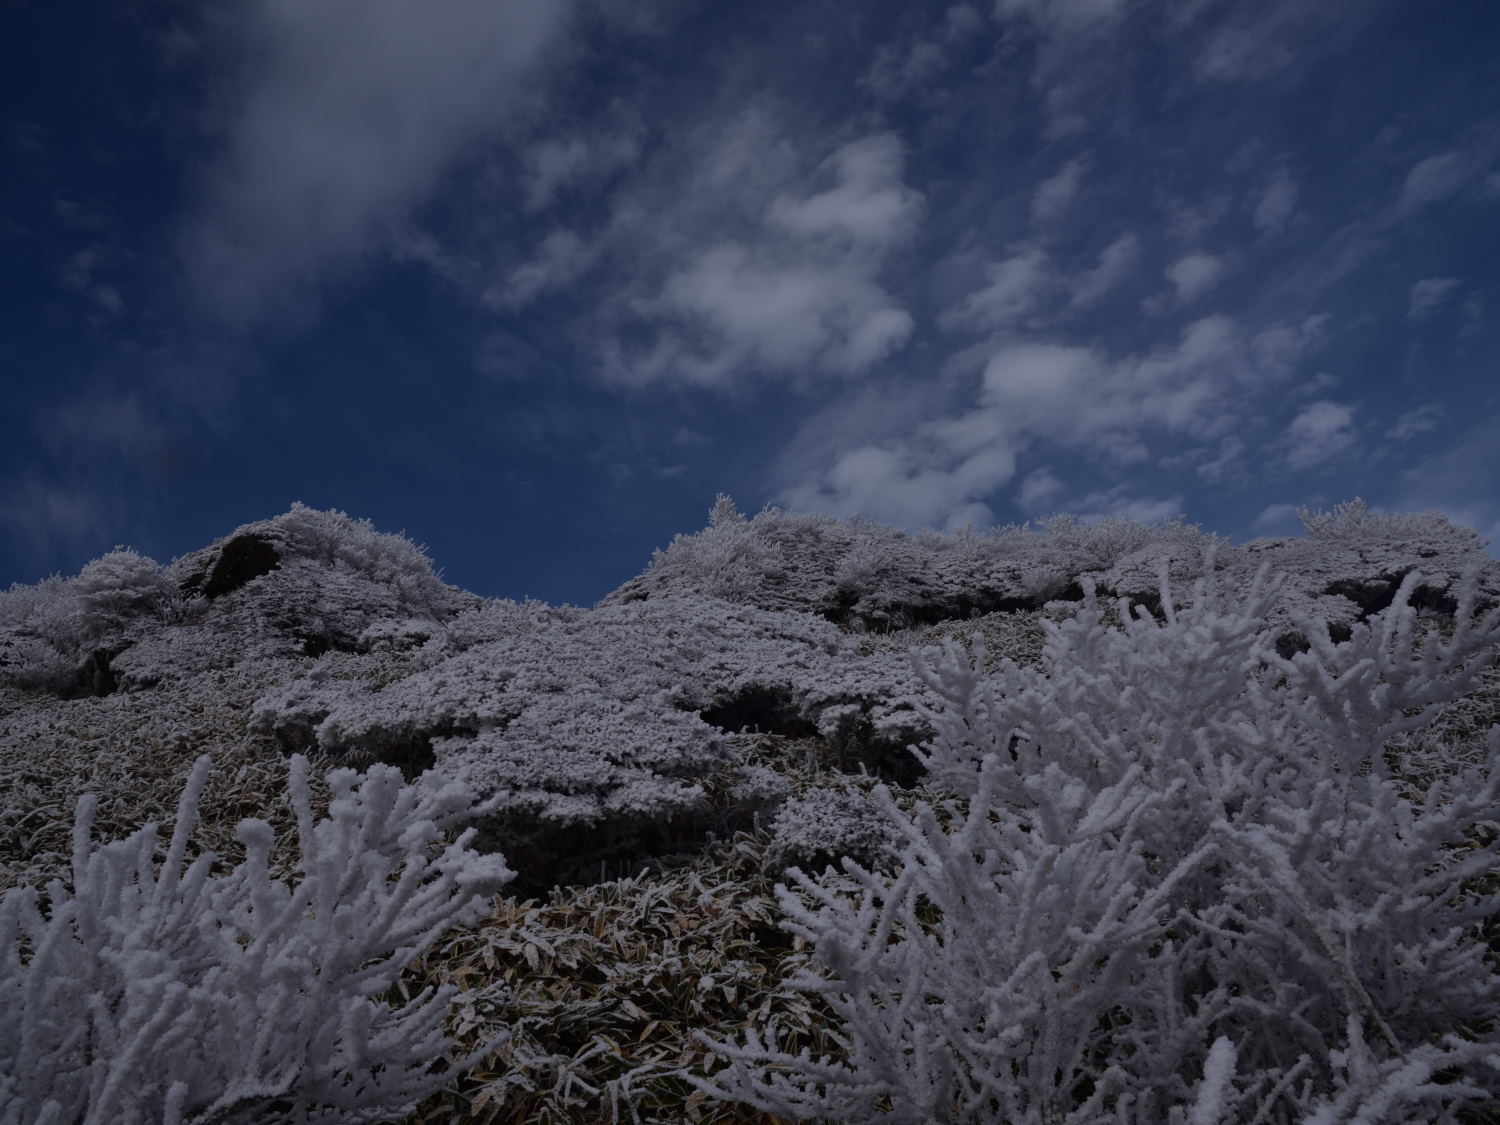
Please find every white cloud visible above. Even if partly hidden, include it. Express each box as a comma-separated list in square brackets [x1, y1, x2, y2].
[1163, 195, 1231, 246]
[1407, 277, 1462, 321]
[179, 0, 569, 326]
[989, 0, 1131, 138]
[1251, 502, 1301, 534]
[1253, 167, 1298, 233]
[58, 244, 124, 318]
[861, 4, 984, 103]
[1015, 468, 1066, 513]
[522, 124, 643, 213]
[1192, 22, 1295, 83]
[994, 0, 1127, 38]
[944, 4, 986, 36]
[41, 394, 166, 463]
[1165, 251, 1227, 304]
[980, 342, 1107, 437]
[1390, 417, 1500, 553]
[863, 39, 950, 102]
[0, 476, 113, 562]
[645, 244, 913, 382]
[767, 134, 923, 253]
[488, 229, 598, 309]
[1031, 157, 1085, 225]
[1386, 404, 1443, 442]
[1253, 315, 1330, 376]
[780, 435, 1015, 532]
[946, 245, 1054, 330]
[606, 129, 923, 386]
[1072, 488, 1184, 527]
[779, 312, 1325, 532]
[1283, 400, 1356, 470]
[1399, 151, 1470, 211]
[1070, 232, 1139, 306]
[1300, 371, 1340, 396]
[390, 231, 474, 287]
[1196, 435, 1245, 484]
[1182, 1, 1376, 86]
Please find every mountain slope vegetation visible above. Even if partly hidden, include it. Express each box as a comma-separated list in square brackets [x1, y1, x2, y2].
[3, 499, 1498, 1123]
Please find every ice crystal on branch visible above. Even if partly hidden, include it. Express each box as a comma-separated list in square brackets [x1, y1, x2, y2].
[696, 562, 1500, 1122]
[0, 755, 514, 1124]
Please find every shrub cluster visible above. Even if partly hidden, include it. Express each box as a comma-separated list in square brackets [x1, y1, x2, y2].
[694, 562, 1500, 1122]
[1, 756, 513, 1124]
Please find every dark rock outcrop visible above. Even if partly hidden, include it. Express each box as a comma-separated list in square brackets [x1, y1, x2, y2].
[194, 534, 282, 599]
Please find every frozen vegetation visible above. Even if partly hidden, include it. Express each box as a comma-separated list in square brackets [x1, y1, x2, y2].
[2, 497, 1499, 1122]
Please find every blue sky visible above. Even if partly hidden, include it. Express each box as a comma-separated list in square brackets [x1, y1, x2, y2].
[3, 0, 1498, 606]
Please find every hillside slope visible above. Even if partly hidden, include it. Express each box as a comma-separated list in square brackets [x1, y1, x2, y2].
[3, 498, 1499, 1123]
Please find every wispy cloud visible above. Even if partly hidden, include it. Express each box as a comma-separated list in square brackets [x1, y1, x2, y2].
[1253, 166, 1298, 234]
[1389, 417, 1500, 552]
[521, 117, 644, 214]
[1014, 467, 1067, 514]
[1164, 252, 1227, 305]
[1251, 502, 1301, 534]
[0, 477, 114, 568]
[178, 0, 570, 327]
[57, 244, 124, 319]
[1386, 403, 1443, 442]
[1398, 151, 1472, 212]
[1282, 400, 1356, 470]
[489, 230, 600, 311]
[945, 244, 1054, 331]
[1407, 277, 1462, 321]
[1031, 157, 1085, 225]
[1070, 233, 1140, 306]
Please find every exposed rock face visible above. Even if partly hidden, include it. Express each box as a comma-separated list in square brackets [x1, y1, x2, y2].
[192, 533, 282, 599]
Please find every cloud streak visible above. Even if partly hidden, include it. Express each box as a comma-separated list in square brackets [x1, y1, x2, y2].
[179, 0, 570, 327]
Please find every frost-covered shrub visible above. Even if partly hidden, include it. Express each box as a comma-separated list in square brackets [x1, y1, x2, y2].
[1298, 497, 1488, 550]
[0, 754, 514, 1124]
[88, 505, 483, 686]
[106, 623, 305, 693]
[434, 596, 572, 653]
[612, 499, 1498, 654]
[1022, 513, 1157, 573]
[728, 765, 793, 809]
[0, 549, 177, 693]
[250, 593, 947, 886]
[1, 506, 472, 696]
[72, 548, 177, 635]
[797, 649, 936, 776]
[266, 502, 451, 605]
[643, 494, 793, 605]
[252, 592, 912, 792]
[0, 575, 78, 692]
[696, 563, 1500, 1122]
[435, 691, 727, 827]
[764, 787, 899, 876]
[608, 498, 1233, 633]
